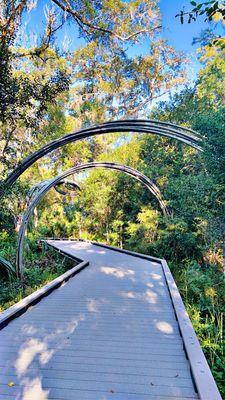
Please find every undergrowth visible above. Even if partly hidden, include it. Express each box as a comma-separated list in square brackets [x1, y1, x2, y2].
[0, 245, 76, 311]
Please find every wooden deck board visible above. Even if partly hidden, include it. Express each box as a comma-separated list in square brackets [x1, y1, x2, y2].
[0, 241, 200, 399]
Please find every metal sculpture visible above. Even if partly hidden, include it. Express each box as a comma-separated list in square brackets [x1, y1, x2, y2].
[17, 161, 169, 279]
[54, 181, 80, 196]
[1, 120, 202, 196]
[27, 179, 79, 199]
[17, 178, 80, 279]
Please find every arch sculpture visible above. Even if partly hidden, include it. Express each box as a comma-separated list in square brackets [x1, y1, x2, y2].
[27, 179, 79, 199]
[1, 119, 202, 196]
[17, 162, 169, 279]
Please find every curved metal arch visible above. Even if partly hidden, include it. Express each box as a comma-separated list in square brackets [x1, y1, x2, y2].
[2, 119, 203, 195]
[17, 161, 169, 279]
[27, 179, 79, 200]
[54, 181, 80, 195]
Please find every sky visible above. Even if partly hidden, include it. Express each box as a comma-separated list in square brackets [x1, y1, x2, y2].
[160, 0, 223, 80]
[161, 1, 206, 52]
[160, 0, 204, 78]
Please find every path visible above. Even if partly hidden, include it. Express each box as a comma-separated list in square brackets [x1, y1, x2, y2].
[0, 241, 220, 399]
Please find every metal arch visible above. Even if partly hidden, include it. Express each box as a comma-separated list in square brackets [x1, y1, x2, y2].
[17, 161, 169, 280]
[2, 119, 203, 195]
[17, 178, 80, 279]
[27, 179, 79, 200]
[54, 181, 80, 195]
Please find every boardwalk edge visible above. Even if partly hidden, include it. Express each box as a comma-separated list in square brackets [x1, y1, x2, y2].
[162, 259, 222, 400]
[0, 256, 89, 330]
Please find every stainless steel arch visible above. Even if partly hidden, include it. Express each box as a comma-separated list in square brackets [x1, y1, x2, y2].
[17, 161, 169, 279]
[27, 179, 79, 200]
[54, 181, 80, 195]
[2, 119, 202, 195]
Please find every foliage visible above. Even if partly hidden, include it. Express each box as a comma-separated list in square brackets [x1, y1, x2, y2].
[177, 1, 225, 49]
[177, 1, 225, 24]
[71, 40, 186, 123]
[173, 261, 225, 393]
[197, 46, 225, 107]
[0, 0, 71, 173]
[0, 255, 15, 279]
[0, 0, 186, 178]
[0, 244, 76, 311]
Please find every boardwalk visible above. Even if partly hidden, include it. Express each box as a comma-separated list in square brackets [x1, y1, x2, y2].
[0, 241, 221, 399]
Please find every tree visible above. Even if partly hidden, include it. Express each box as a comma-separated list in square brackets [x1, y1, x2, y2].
[0, 1, 71, 175]
[0, 0, 187, 178]
[51, 0, 162, 42]
[197, 45, 225, 107]
[71, 40, 186, 123]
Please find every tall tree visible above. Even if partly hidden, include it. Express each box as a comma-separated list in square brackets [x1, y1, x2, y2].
[71, 39, 186, 123]
[0, 0, 187, 178]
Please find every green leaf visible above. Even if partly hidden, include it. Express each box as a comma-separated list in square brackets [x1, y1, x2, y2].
[0, 256, 16, 278]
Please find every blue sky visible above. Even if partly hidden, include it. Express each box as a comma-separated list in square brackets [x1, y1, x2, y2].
[160, 0, 219, 79]
[161, 0, 206, 52]
[161, 0, 202, 77]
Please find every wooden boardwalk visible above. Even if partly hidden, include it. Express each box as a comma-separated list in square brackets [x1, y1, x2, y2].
[0, 241, 221, 399]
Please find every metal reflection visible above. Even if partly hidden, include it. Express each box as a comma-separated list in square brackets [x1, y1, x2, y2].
[27, 179, 79, 199]
[2, 119, 202, 196]
[17, 162, 169, 279]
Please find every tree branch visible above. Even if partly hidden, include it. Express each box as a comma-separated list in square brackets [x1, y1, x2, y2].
[51, 0, 161, 41]
[13, 12, 64, 59]
[2, 0, 27, 38]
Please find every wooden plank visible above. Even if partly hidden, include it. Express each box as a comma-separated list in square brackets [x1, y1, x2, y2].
[0, 395, 198, 400]
[0, 373, 195, 390]
[80, 239, 164, 263]
[0, 380, 199, 397]
[1, 364, 191, 379]
[0, 340, 184, 353]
